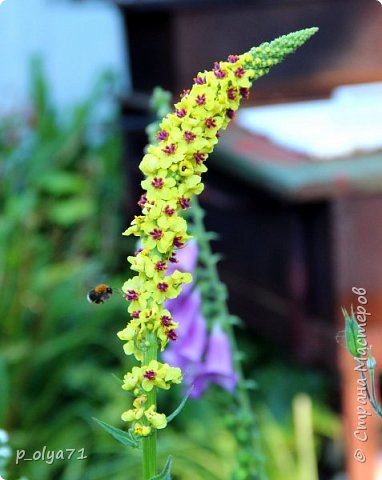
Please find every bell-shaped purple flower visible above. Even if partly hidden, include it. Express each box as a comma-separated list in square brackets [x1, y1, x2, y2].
[176, 310, 207, 362]
[192, 324, 238, 398]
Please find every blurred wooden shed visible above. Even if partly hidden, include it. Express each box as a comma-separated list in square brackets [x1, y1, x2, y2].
[112, 1, 382, 478]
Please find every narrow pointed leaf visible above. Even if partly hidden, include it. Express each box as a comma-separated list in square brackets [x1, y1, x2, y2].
[166, 386, 193, 423]
[93, 417, 139, 448]
[111, 373, 124, 385]
[150, 456, 172, 480]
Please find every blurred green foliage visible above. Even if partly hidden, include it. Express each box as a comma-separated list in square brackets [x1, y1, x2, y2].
[254, 363, 343, 479]
[0, 59, 129, 479]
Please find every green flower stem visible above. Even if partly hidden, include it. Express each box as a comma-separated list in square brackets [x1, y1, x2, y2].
[143, 331, 158, 479]
[366, 366, 382, 417]
[189, 198, 266, 479]
[191, 199, 249, 397]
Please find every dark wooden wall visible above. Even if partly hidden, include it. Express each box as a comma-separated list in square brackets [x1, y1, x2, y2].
[117, 0, 382, 102]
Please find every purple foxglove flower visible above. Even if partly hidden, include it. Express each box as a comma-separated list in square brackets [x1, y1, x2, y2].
[192, 324, 237, 398]
[176, 311, 207, 362]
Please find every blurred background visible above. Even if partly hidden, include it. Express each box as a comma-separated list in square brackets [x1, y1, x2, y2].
[1, 0, 382, 479]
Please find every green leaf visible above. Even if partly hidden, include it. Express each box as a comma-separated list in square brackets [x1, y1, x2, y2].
[150, 87, 172, 118]
[37, 171, 86, 195]
[47, 197, 95, 226]
[92, 417, 139, 448]
[166, 386, 193, 423]
[111, 373, 124, 385]
[150, 456, 172, 480]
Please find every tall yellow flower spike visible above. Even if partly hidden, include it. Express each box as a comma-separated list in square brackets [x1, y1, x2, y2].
[118, 28, 318, 478]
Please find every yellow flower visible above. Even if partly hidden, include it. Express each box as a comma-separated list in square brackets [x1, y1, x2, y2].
[133, 394, 148, 408]
[117, 324, 136, 341]
[122, 276, 150, 311]
[141, 171, 177, 201]
[141, 360, 183, 392]
[122, 366, 142, 391]
[144, 405, 167, 430]
[140, 220, 175, 253]
[156, 211, 187, 233]
[128, 252, 168, 278]
[123, 215, 146, 237]
[121, 394, 147, 422]
[121, 407, 144, 422]
[133, 423, 151, 437]
[145, 270, 192, 303]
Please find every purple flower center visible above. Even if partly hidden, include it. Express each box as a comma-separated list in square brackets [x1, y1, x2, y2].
[169, 252, 178, 263]
[149, 228, 163, 240]
[125, 290, 139, 301]
[156, 130, 169, 141]
[155, 260, 167, 272]
[173, 236, 185, 248]
[205, 117, 217, 129]
[131, 310, 141, 318]
[194, 75, 207, 85]
[194, 152, 206, 164]
[167, 330, 178, 341]
[234, 67, 245, 78]
[227, 54, 240, 63]
[157, 282, 169, 292]
[161, 315, 173, 327]
[196, 94, 206, 105]
[151, 177, 164, 189]
[138, 194, 147, 207]
[184, 131, 196, 143]
[213, 64, 227, 79]
[226, 108, 235, 119]
[176, 108, 187, 118]
[227, 87, 237, 100]
[162, 143, 176, 155]
[164, 205, 175, 216]
[240, 88, 250, 100]
[178, 197, 191, 209]
[143, 370, 156, 381]
[180, 89, 190, 98]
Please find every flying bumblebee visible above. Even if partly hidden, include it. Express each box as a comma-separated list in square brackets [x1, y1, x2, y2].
[87, 284, 113, 304]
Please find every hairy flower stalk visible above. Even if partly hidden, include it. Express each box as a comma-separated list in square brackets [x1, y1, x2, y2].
[118, 28, 318, 478]
[190, 199, 266, 479]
